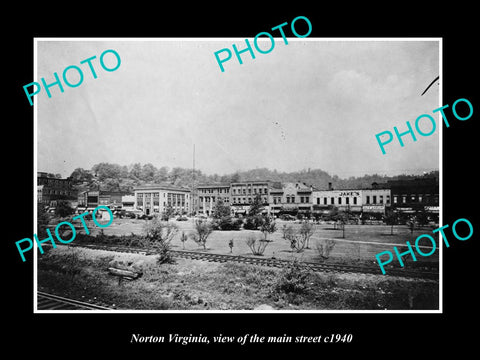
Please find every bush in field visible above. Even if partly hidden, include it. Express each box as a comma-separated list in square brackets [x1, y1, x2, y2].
[315, 239, 336, 262]
[55, 200, 75, 218]
[281, 224, 295, 240]
[245, 235, 269, 256]
[190, 220, 213, 250]
[143, 216, 178, 264]
[298, 221, 315, 249]
[243, 215, 264, 230]
[283, 221, 315, 253]
[275, 260, 311, 295]
[211, 216, 243, 231]
[259, 216, 276, 241]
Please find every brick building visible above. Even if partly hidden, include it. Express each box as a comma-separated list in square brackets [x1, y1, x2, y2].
[37, 172, 76, 206]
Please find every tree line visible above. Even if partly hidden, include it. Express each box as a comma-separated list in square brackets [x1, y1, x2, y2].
[68, 162, 439, 193]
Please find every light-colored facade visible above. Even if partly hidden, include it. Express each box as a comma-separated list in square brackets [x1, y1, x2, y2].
[270, 182, 314, 214]
[196, 184, 230, 216]
[121, 195, 136, 211]
[133, 185, 191, 216]
[312, 189, 363, 213]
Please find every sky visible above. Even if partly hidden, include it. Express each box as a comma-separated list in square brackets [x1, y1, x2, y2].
[36, 38, 440, 179]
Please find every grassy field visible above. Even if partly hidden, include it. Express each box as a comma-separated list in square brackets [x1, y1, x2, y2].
[80, 217, 440, 268]
[37, 246, 439, 311]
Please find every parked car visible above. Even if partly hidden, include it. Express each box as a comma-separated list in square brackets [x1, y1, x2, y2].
[176, 216, 188, 221]
[279, 214, 296, 221]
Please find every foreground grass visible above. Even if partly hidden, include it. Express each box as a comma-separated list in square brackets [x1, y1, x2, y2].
[37, 246, 439, 310]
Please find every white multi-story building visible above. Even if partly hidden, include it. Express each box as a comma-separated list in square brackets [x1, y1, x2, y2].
[312, 189, 363, 213]
[133, 185, 191, 216]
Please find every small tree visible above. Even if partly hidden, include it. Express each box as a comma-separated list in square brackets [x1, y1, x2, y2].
[190, 220, 213, 250]
[228, 239, 234, 253]
[143, 216, 178, 264]
[281, 224, 295, 240]
[298, 221, 315, 249]
[315, 239, 336, 262]
[213, 199, 231, 219]
[259, 216, 277, 241]
[162, 204, 175, 221]
[284, 221, 315, 253]
[246, 235, 269, 256]
[384, 210, 399, 235]
[248, 194, 264, 216]
[55, 200, 74, 218]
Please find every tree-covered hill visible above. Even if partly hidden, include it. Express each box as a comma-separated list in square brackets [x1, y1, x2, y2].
[68, 163, 439, 193]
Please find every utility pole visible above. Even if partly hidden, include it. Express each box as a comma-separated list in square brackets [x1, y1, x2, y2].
[191, 144, 195, 216]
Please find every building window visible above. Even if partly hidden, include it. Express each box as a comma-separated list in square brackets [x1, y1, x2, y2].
[402, 196, 406, 203]
[393, 196, 398, 204]
[338, 197, 342, 205]
[386, 195, 390, 204]
[366, 196, 370, 204]
[346, 197, 350, 205]
[379, 195, 383, 204]
[324, 198, 327, 205]
[353, 197, 357, 205]
[331, 197, 334, 205]
[373, 196, 377, 204]
[317, 198, 320, 205]
[286, 196, 290, 203]
[305, 196, 309, 203]
[300, 196, 304, 203]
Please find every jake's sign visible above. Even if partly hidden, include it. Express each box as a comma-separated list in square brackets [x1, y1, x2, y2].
[338, 191, 360, 197]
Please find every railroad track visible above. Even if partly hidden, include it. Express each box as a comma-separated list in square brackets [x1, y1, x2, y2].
[37, 291, 112, 310]
[68, 243, 438, 279]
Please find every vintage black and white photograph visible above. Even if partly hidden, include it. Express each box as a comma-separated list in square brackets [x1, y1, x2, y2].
[34, 38, 441, 312]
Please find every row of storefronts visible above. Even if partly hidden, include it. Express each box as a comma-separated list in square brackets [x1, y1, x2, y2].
[38, 171, 439, 219]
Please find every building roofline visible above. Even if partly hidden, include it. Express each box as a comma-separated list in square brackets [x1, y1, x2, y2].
[133, 184, 190, 192]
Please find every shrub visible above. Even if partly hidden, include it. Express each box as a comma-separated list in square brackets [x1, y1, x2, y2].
[243, 216, 261, 230]
[190, 220, 213, 250]
[316, 239, 336, 261]
[283, 221, 315, 253]
[211, 216, 242, 231]
[298, 221, 315, 249]
[275, 260, 311, 295]
[55, 200, 75, 218]
[259, 217, 276, 241]
[245, 235, 269, 256]
[142, 216, 178, 264]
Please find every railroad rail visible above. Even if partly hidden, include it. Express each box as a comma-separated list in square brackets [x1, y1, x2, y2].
[68, 243, 438, 280]
[37, 291, 112, 310]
